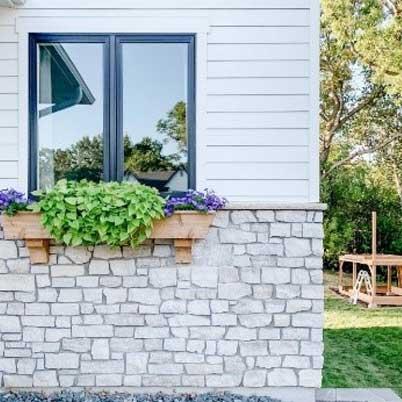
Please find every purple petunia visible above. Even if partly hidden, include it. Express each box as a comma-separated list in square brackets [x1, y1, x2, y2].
[0, 188, 27, 211]
[164, 189, 227, 217]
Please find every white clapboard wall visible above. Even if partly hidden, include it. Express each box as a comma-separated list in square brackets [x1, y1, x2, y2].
[0, 0, 319, 202]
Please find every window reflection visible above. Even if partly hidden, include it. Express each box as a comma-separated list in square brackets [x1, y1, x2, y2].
[37, 43, 104, 190]
[122, 43, 189, 193]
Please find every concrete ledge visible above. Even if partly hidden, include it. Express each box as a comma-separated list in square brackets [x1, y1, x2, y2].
[1, 387, 316, 402]
[317, 388, 402, 402]
[224, 203, 327, 211]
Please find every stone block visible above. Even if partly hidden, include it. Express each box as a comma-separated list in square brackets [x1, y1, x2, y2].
[0, 241, 18, 258]
[261, 268, 290, 284]
[81, 360, 124, 374]
[7, 259, 30, 273]
[191, 266, 218, 288]
[218, 283, 251, 300]
[213, 211, 230, 228]
[92, 339, 109, 360]
[299, 369, 322, 387]
[89, 260, 110, 275]
[188, 300, 210, 315]
[269, 340, 299, 355]
[169, 314, 210, 327]
[45, 352, 79, 369]
[33, 370, 59, 387]
[206, 374, 242, 387]
[51, 303, 79, 316]
[0, 274, 35, 291]
[4, 375, 32, 387]
[110, 259, 136, 276]
[45, 328, 70, 342]
[276, 211, 306, 223]
[284, 238, 311, 257]
[96, 374, 122, 386]
[303, 223, 324, 239]
[255, 356, 282, 368]
[267, 368, 298, 386]
[190, 327, 225, 340]
[51, 265, 84, 277]
[128, 288, 161, 305]
[126, 352, 148, 374]
[63, 338, 90, 352]
[135, 327, 169, 338]
[239, 341, 268, 356]
[219, 228, 256, 244]
[149, 268, 177, 287]
[93, 246, 122, 259]
[103, 288, 127, 304]
[0, 358, 16, 373]
[72, 325, 114, 338]
[243, 369, 266, 387]
[226, 328, 257, 341]
[164, 338, 186, 352]
[0, 316, 20, 332]
[65, 247, 91, 264]
[58, 289, 82, 302]
[239, 314, 272, 328]
[293, 314, 323, 328]
[256, 211, 275, 222]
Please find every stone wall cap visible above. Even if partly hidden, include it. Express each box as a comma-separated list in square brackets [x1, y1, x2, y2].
[224, 202, 327, 211]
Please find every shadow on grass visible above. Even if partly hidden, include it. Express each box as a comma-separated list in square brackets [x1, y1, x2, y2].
[323, 326, 402, 396]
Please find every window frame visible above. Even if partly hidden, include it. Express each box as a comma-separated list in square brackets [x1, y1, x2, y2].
[28, 33, 196, 193]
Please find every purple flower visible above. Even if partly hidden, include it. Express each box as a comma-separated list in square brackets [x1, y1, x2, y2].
[0, 188, 27, 210]
[164, 189, 227, 216]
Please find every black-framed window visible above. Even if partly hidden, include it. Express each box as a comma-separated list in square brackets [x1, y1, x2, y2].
[29, 33, 196, 194]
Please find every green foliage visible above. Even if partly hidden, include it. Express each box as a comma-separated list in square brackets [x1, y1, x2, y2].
[322, 0, 402, 97]
[324, 271, 402, 396]
[124, 137, 179, 174]
[3, 202, 30, 216]
[157, 101, 187, 154]
[322, 163, 402, 269]
[32, 180, 165, 248]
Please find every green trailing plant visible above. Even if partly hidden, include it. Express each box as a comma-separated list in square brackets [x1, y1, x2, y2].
[32, 180, 165, 248]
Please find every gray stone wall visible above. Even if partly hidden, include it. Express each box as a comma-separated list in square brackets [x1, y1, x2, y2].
[0, 209, 324, 391]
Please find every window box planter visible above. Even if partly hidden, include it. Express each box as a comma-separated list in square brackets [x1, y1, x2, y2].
[1, 211, 52, 264]
[1, 211, 215, 264]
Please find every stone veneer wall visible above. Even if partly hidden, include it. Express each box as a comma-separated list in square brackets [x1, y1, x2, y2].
[0, 208, 324, 398]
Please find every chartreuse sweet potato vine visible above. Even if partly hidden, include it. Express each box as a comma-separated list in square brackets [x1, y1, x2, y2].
[32, 180, 165, 247]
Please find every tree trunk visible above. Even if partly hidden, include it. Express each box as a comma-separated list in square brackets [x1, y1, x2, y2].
[392, 161, 402, 207]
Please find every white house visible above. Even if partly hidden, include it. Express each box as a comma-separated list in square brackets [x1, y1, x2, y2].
[0, 2, 324, 402]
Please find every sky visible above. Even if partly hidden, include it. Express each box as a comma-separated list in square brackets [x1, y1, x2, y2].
[38, 42, 188, 158]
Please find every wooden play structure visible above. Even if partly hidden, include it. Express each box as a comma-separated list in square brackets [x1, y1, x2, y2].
[338, 212, 402, 308]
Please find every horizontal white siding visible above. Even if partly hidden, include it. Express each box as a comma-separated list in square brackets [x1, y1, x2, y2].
[0, 0, 319, 202]
[207, 61, 310, 78]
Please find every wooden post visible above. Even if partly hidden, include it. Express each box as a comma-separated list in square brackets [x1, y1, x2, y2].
[387, 265, 392, 295]
[25, 239, 50, 264]
[352, 262, 357, 289]
[339, 259, 344, 292]
[372, 211, 377, 266]
[174, 239, 193, 264]
[370, 211, 378, 307]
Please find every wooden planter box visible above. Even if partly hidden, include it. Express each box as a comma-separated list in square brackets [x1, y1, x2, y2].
[1, 210, 215, 264]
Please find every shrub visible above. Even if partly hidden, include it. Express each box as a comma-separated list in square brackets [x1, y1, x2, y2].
[32, 180, 165, 247]
[322, 164, 402, 269]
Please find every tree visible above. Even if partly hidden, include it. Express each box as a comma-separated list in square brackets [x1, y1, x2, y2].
[124, 136, 180, 174]
[322, 0, 402, 96]
[157, 101, 187, 154]
[320, 0, 402, 178]
[39, 135, 103, 188]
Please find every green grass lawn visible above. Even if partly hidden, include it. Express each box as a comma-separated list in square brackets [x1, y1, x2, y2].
[323, 271, 402, 396]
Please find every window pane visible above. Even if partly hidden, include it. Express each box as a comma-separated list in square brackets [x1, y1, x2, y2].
[37, 42, 104, 190]
[122, 43, 189, 193]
